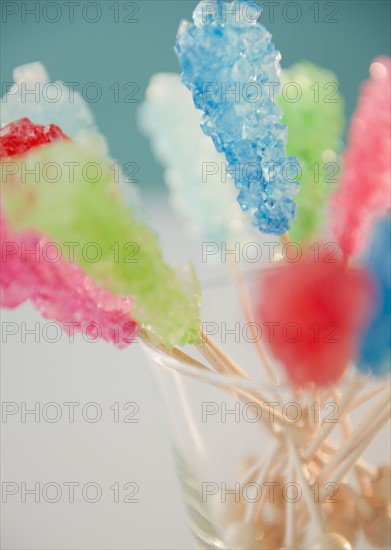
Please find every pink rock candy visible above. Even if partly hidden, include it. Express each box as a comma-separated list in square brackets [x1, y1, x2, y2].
[332, 57, 391, 256]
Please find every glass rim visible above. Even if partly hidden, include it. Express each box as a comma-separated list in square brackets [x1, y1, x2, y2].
[139, 337, 372, 393]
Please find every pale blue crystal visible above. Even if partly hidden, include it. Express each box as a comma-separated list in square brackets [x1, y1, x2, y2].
[0, 62, 97, 138]
[138, 73, 251, 243]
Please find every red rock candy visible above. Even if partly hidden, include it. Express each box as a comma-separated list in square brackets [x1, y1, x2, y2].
[257, 256, 373, 386]
[0, 117, 69, 159]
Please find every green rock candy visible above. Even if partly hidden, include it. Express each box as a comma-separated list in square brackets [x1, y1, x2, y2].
[1, 138, 201, 347]
[277, 62, 345, 242]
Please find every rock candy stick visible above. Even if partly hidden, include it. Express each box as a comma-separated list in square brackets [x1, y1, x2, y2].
[175, 0, 300, 236]
[332, 57, 391, 256]
[256, 254, 373, 387]
[277, 62, 345, 243]
[138, 73, 250, 243]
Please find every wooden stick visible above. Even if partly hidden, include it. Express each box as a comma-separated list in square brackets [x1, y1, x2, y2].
[233, 387, 306, 442]
[243, 446, 278, 524]
[319, 406, 390, 496]
[318, 391, 390, 485]
[302, 376, 362, 462]
[347, 384, 387, 413]
[285, 452, 296, 549]
[306, 385, 320, 435]
[250, 440, 289, 523]
[288, 438, 324, 537]
[280, 231, 291, 248]
[196, 329, 247, 377]
[321, 441, 377, 479]
[228, 258, 279, 384]
[335, 391, 371, 495]
[138, 329, 210, 371]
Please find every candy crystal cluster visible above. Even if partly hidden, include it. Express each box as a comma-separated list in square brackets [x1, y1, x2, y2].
[138, 73, 250, 243]
[257, 255, 373, 386]
[0, 122, 201, 347]
[1, 219, 136, 348]
[175, 0, 300, 235]
[332, 56, 391, 256]
[358, 217, 391, 377]
[277, 62, 345, 243]
[0, 117, 69, 158]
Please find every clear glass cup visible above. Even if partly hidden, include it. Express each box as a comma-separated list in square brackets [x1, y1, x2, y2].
[141, 267, 390, 550]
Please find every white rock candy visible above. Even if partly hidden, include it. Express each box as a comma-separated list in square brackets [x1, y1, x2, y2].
[138, 73, 251, 243]
[1, 61, 97, 138]
[1, 62, 139, 209]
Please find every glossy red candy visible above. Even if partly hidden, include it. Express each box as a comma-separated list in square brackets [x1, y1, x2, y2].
[0, 117, 69, 159]
[257, 255, 373, 387]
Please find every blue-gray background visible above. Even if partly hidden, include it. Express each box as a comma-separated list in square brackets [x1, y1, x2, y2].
[1, 0, 390, 189]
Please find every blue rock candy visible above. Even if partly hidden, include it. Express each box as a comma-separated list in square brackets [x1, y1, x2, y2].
[175, 0, 300, 235]
[358, 217, 391, 377]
